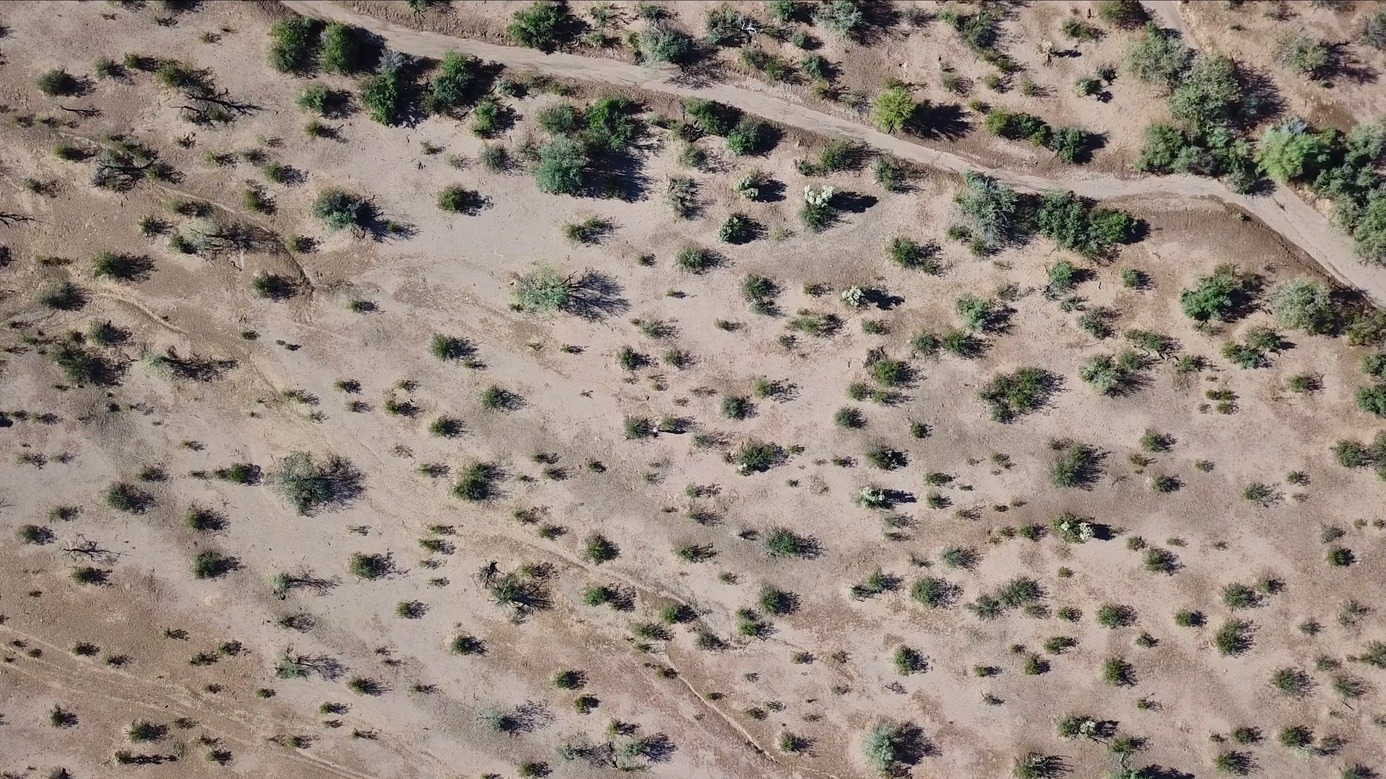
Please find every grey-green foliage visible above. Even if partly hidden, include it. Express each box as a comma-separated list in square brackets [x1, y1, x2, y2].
[1124, 22, 1191, 90]
[862, 720, 914, 775]
[1268, 278, 1338, 335]
[512, 266, 571, 314]
[953, 170, 1023, 254]
[1275, 30, 1330, 79]
[270, 452, 363, 515]
[534, 136, 588, 195]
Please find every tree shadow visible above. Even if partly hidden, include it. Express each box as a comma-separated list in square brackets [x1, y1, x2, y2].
[562, 270, 629, 321]
[832, 191, 878, 214]
[1324, 42, 1378, 85]
[912, 102, 971, 141]
[1235, 66, 1285, 129]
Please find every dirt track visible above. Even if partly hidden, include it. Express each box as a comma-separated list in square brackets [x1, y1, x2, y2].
[282, 0, 1386, 304]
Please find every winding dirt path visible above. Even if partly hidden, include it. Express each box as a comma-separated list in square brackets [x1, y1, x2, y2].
[282, 0, 1386, 304]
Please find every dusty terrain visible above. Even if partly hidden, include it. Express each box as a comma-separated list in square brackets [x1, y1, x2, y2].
[2, 2, 1385, 779]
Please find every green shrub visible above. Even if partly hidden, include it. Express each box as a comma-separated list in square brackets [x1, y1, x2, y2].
[1098, 0, 1148, 28]
[978, 367, 1057, 422]
[718, 212, 754, 244]
[425, 52, 481, 115]
[638, 22, 695, 64]
[509, 1, 571, 51]
[1268, 277, 1337, 334]
[1258, 120, 1337, 184]
[683, 98, 739, 136]
[192, 551, 237, 579]
[815, 0, 866, 39]
[1124, 22, 1191, 89]
[888, 237, 939, 272]
[437, 185, 484, 215]
[584, 96, 641, 153]
[911, 577, 956, 608]
[1095, 602, 1136, 628]
[583, 534, 619, 564]
[534, 136, 587, 195]
[91, 251, 152, 282]
[1276, 30, 1330, 79]
[513, 266, 571, 314]
[1356, 385, 1386, 417]
[1035, 191, 1136, 257]
[940, 6, 1000, 52]
[37, 69, 79, 97]
[270, 452, 363, 514]
[1170, 53, 1244, 130]
[1050, 442, 1103, 487]
[318, 23, 360, 74]
[268, 16, 322, 74]
[862, 720, 915, 776]
[727, 117, 769, 155]
[872, 84, 916, 134]
[360, 66, 403, 125]
[347, 552, 393, 580]
[1180, 264, 1255, 322]
[675, 245, 720, 274]
[313, 189, 371, 231]
[764, 527, 815, 557]
[453, 462, 496, 500]
[953, 170, 1023, 254]
[892, 646, 926, 675]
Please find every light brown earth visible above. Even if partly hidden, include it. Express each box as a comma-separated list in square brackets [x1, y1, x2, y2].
[2, 3, 1385, 779]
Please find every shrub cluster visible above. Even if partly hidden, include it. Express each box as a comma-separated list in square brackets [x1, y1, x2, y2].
[984, 109, 1094, 164]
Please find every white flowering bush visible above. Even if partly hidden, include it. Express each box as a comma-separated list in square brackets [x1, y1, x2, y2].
[1053, 512, 1095, 543]
[841, 286, 865, 308]
[804, 185, 835, 206]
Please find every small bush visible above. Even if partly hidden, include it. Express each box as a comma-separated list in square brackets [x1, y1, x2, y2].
[453, 462, 497, 501]
[764, 527, 815, 558]
[1096, 602, 1137, 628]
[437, 185, 485, 215]
[583, 533, 620, 564]
[192, 551, 238, 579]
[1180, 265, 1257, 323]
[348, 553, 393, 580]
[727, 117, 769, 156]
[675, 245, 720, 274]
[313, 189, 371, 232]
[37, 69, 79, 97]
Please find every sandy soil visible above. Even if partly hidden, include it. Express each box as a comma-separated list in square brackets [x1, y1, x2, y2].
[1, 2, 1385, 779]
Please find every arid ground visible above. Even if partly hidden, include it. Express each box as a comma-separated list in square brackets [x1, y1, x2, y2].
[2, 2, 1385, 779]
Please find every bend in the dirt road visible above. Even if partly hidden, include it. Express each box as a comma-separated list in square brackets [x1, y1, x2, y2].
[280, 0, 1385, 304]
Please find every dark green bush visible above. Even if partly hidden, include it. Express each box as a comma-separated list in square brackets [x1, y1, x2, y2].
[978, 367, 1057, 422]
[318, 23, 360, 74]
[360, 65, 404, 125]
[509, 1, 572, 51]
[313, 189, 371, 231]
[37, 69, 79, 97]
[268, 17, 323, 74]
[1180, 264, 1257, 323]
[425, 52, 482, 115]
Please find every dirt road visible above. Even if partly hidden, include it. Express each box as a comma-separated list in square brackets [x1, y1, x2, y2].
[281, 0, 1386, 304]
